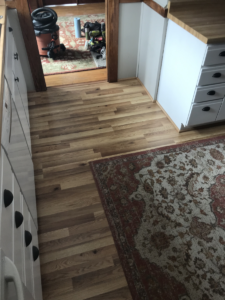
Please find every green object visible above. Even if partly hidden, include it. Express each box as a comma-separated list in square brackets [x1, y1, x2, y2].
[89, 30, 101, 37]
[85, 28, 90, 40]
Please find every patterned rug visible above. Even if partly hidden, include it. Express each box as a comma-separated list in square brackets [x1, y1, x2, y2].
[41, 14, 105, 75]
[90, 136, 225, 300]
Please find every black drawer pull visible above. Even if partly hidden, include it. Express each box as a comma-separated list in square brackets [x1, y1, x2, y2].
[202, 107, 210, 112]
[8, 27, 13, 32]
[219, 51, 225, 57]
[25, 230, 32, 247]
[14, 77, 19, 82]
[14, 53, 18, 60]
[32, 246, 39, 261]
[207, 90, 216, 96]
[15, 211, 24, 228]
[212, 73, 221, 78]
[4, 189, 13, 207]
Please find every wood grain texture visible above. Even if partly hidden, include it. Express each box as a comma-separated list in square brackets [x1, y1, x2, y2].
[15, 0, 46, 91]
[168, 0, 225, 44]
[106, 0, 119, 82]
[144, 0, 168, 18]
[0, 5, 6, 158]
[29, 78, 225, 300]
[45, 69, 107, 88]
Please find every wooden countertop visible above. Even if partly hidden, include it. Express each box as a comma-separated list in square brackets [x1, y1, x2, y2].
[167, 0, 225, 44]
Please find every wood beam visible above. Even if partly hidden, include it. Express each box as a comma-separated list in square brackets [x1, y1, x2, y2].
[106, 0, 119, 82]
[144, 0, 168, 18]
[7, 0, 47, 91]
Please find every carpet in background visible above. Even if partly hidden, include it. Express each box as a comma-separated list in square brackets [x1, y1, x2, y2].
[90, 136, 225, 300]
[41, 14, 105, 76]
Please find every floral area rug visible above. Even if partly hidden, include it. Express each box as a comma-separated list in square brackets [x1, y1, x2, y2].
[41, 14, 105, 75]
[90, 136, 225, 300]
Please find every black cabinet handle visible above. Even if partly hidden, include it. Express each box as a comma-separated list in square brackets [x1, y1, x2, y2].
[202, 107, 210, 112]
[25, 230, 32, 247]
[219, 51, 225, 57]
[14, 53, 18, 60]
[8, 27, 13, 32]
[15, 211, 24, 228]
[14, 77, 19, 82]
[32, 246, 39, 261]
[212, 73, 221, 78]
[4, 189, 13, 207]
[207, 90, 216, 96]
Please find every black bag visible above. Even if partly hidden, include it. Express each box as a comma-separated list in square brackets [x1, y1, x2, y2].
[81, 21, 101, 32]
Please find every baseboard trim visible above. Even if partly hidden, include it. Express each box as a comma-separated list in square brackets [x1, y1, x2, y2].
[136, 78, 154, 102]
[156, 101, 180, 133]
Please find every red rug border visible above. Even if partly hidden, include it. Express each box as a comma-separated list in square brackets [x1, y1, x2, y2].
[89, 134, 225, 300]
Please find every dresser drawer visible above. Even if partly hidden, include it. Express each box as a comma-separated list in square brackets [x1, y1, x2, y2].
[193, 83, 225, 103]
[198, 66, 225, 86]
[203, 44, 225, 66]
[187, 99, 222, 126]
[217, 99, 225, 121]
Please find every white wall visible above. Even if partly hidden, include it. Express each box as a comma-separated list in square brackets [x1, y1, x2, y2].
[8, 10, 35, 92]
[137, 3, 168, 100]
[154, 0, 169, 8]
[118, 3, 141, 80]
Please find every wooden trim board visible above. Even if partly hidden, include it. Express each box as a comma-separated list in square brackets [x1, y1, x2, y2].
[106, 0, 119, 82]
[144, 0, 168, 18]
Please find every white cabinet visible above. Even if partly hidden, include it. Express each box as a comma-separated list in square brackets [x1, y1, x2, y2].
[217, 99, 225, 121]
[157, 20, 225, 130]
[0, 150, 13, 260]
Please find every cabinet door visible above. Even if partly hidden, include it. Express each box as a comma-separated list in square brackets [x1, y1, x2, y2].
[0, 149, 14, 260]
[12, 70, 31, 154]
[7, 99, 37, 227]
[13, 40, 30, 126]
[30, 214, 43, 300]
[22, 197, 34, 297]
[13, 175, 24, 282]
[216, 99, 225, 121]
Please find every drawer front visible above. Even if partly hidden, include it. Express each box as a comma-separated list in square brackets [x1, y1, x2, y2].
[22, 197, 34, 296]
[30, 214, 43, 300]
[198, 66, 225, 86]
[187, 100, 222, 126]
[5, 18, 15, 92]
[13, 175, 24, 282]
[193, 83, 225, 103]
[12, 71, 31, 154]
[217, 99, 225, 121]
[203, 45, 225, 66]
[13, 40, 29, 126]
[0, 150, 14, 260]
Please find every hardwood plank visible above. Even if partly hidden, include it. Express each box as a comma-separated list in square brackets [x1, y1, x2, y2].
[30, 78, 225, 300]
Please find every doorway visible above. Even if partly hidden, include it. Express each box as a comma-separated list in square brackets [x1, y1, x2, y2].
[31, 1, 107, 87]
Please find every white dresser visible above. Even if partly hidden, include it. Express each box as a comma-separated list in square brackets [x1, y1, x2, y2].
[157, 20, 225, 131]
[0, 8, 42, 300]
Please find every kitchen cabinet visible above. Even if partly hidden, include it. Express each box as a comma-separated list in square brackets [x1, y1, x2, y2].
[157, 20, 225, 130]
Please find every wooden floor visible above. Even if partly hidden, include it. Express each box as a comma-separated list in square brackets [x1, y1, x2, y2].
[44, 3, 107, 88]
[29, 79, 225, 300]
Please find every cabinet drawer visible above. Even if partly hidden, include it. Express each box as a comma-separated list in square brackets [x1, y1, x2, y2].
[5, 18, 15, 92]
[193, 83, 225, 103]
[0, 150, 14, 260]
[30, 214, 43, 300]
[13, 175, 24, 283]
[198, 65, 225, 86]
[217, 99, 225, 121]
[187, 100, 222, 126]
[22, 198, 34, 296]
[203, 44, 225, 66]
